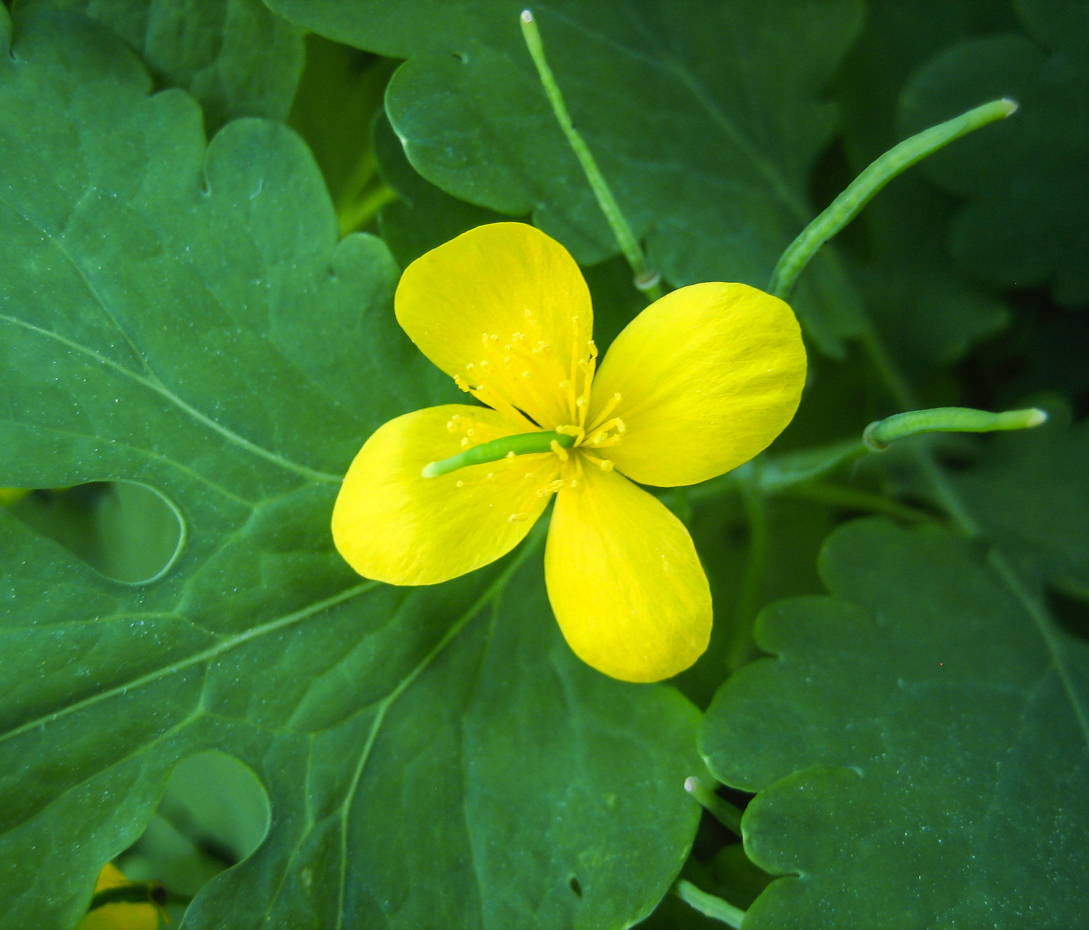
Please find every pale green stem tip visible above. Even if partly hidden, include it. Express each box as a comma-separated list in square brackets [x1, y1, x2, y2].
[423, 430, 575, 478]
[674, 880, 746, 928]
[684, 776, 743, 836]
[864, 406, 1047, 452]
[769, 97, 1017, 300]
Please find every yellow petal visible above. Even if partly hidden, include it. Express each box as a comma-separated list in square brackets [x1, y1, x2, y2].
[395, 223, 593, 431]
[588, 283, 806, 486]
[78, 864, 159, 930]
[544, 463, 711, 682]
[332, 405, 560, 585]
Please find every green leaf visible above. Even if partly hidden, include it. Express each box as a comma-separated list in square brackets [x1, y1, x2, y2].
[372, 110, 509, 269]
[264, 0, 867, 356]
[954, 403, 1089, 592]
[701, 518, 1089, 929]
[19, 0, 305, 134]
[833, 0, 1016, 375]
[900, 0, 1089, 305]
[373, 110, 646, 353]
[0, 9, 702, 928]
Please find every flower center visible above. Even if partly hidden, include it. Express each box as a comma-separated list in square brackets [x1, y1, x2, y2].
[452, 310, 596, 429]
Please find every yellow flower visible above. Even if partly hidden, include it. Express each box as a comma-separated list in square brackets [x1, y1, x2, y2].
[332, 223, 806, 682]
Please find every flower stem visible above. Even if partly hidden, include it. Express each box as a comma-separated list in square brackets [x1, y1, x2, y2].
[674, 880, 747, 928]
[732, 461, 770, 669]
[519, 9, 663, 301]
[768, 98, 1017, 301]
[863, 406, 1047, 452]
[422, 430, 575, 478]
[782, 481, 936, 524]
[684, 776, 743, 836]
[337, 181, 398, 236]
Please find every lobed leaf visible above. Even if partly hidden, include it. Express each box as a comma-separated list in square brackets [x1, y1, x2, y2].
[0, 9, 702, 928]
[265, 0, 867, 356]
[702, 518, 1089, 929]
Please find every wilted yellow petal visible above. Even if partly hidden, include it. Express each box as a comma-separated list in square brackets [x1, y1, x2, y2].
[544, 464, 711, 682]
[395, 223, 593, 431]
[588, 282, 806, 486]
[333, 405, 560, 585]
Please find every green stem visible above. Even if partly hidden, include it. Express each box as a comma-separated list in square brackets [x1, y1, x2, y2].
[684, 776, 743, 836]
[782, 481, 936, 524]
[864, 406, 1046, 451]
[519, 9, 663, 301]
[674, 880, 747, 928]
[768, 98, 1016, 301]
[422, 430, 574, 478]
[338, 181, 399, 236]
[732, 462, 769, 670]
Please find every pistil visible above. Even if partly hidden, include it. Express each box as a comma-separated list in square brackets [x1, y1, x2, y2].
[422, 430, 576, 478]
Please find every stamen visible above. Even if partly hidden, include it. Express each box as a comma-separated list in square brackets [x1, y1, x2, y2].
[550, 439, 570, 461]
[588, 393, 622, 432]
[582, 453, 614, 471]
[537, 479, 565, 497]
[508, 513, 531, 523]
[587, 417, 625, 446]
[555, 424, 584, 445]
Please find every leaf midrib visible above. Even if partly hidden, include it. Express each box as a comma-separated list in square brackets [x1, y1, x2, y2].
[1, 314, 340, 484]
[0, 581, 378, 746]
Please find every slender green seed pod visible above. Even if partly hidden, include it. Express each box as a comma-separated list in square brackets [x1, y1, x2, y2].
[863, 407, 1047, 452]
[520, 9, 663, 301]
[768, 98, 1017, 301]
[422, 430, 576, 478]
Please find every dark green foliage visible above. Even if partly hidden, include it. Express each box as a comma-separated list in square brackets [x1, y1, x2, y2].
[0, 9, 702, 928]
[2, 1, 1088, 927]
[702, 519, 1089, 930]
[902, 0, 1089, 305]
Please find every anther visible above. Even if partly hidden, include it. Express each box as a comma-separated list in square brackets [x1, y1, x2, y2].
[508, 513, 530, 523]
[461, 438, 470, 447]
[550, 440, 570, 461]
[505, 451, 516, 459]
